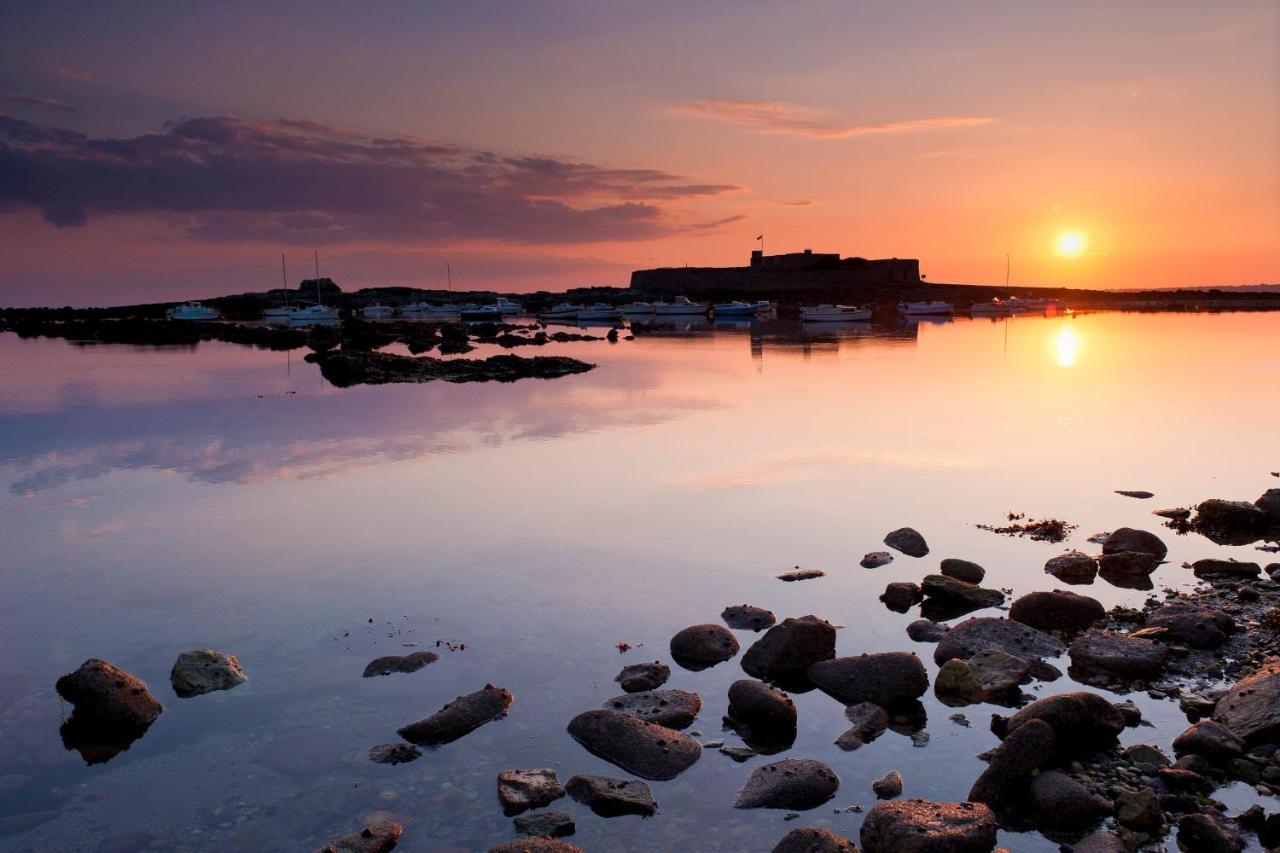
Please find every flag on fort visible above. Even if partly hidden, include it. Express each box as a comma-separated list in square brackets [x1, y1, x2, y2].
[756, 234, 763, 240]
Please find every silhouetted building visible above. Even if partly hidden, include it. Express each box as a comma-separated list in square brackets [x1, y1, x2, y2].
[630, 249, 920, 295]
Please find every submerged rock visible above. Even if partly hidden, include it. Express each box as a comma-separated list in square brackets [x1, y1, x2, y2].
[603, 689, 701, 730]
[906, 619, 948, 643]
[308, 350, 596, 387]
[741, 615, 837, 681]
[835, 701, 890, 751]
[1008, 590, 1104, 635]
[733, 758, 840, 810]
[861, 551, 894, 568]
[859, 799, 997, 853]
[670, 624, 740, 670]
[488, 839, 582, 853]
[939, 558, 985, 584]
[498, 768, 565, 816]
[1213, 662, 1280, 744]
[513, 810, 574, 839]
[566, 709, 701, 780]
[934, 649, 1030, 705]
[615, 661, 670, 693]
[932, 617, 1065, 668]
[1044, 550, 1099, 584]
[722, 605, 776, 632]
[808, 652, 928, 708]
[315, 821, 403, 853]
[565, 774, 656, 817]
[884, 527, 929, 558]
[55, 658, 163, 764]
[1005, 692, 1125, 757]
[397, 683, 513, 746]
[771, 827, 857, 853]
[1068, 630, 1168, 682]
[361, 651, 438, 678]
[778, 567, 826, 582]
[367, 743, 422, 765]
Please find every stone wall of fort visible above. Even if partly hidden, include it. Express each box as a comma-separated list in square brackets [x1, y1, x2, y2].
[629, 258, 920, 296]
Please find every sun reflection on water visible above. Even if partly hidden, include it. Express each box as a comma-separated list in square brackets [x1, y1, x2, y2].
[1055, 323, 1080, 367]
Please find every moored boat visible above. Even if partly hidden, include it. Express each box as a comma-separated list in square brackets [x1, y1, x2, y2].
[577, 303, 622, 320]
[653, 296, 710, 316]
[898, 300, 953, 316]
[496, 297, 522, 315]
[362, 304, 394, 318]
[713, 300, 770, 316]
[620, 302, 655, 316]
[460, 303, 502, 321]
[969, 298, 1011, 315]
[540, 302, 584, 320]
[166, 302, 219, 321]
[288, 304, 340, 324]
[799, 304, 871, 322]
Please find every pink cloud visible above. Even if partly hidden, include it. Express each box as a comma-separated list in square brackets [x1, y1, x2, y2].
[674, 99, 994, 139]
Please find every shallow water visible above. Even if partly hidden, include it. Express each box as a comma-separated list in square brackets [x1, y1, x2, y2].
[0, 310, 1277, 852]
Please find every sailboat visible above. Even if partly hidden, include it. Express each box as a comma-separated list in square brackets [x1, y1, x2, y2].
[263, 254, 294, 320]
[288, 250, 340, 324]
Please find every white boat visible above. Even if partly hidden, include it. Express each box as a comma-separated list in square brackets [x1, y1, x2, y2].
[460, 303, 502, 321]
[799, 304, 871, 322]
[403, 302, 460, 320]
[577, 303, 622, 320]
[362, 304, 394, 318]
[970, 298, 1011, 315]
[166, 301, 219, 321]
[496, 298, 522, 315]
[540, 303, 585, 320]
[620, 302, 655, 316]
[288, 304, 340, 324]
[899, 300, 953, 316]
[713, 300, 771, 316]
[1004, 296, 1028, 312]
[653, 296, 709, 316]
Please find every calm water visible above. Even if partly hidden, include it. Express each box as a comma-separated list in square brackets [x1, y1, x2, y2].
[1, 311, 1278, 852]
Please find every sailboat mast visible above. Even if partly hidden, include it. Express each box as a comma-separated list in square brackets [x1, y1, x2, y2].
[446, 262, 452, 292]
[1006, 253, 1010, 289]
[314, 250, 322, 306]
[280, 253, 289, 307]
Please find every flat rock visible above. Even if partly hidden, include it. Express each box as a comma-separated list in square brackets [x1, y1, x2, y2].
[861, 551, 894, 568]
[1153, 507, 1192, 520]
[397, 683, 513, 746]
[1068, 630, 1168, 682]
[778, 567, 825, 582]
[722, 605, 776, 631]
[603, 688, 701, 730]
[873, 770, 904, 799]
[880, 581, 923, 612]
[939, 558, 985, 584]
[733, 758, 840, 810]
[361, 651, 438, 679]
[498, 768, 565, 816]
[669, 624, 740, 670]
[859, 799, 997, 853]
[315, 821, 402, 853]
[932, 617, 1066, 667]
[906, 619, 948, 643]
[1101, 527, 1168, 558]
[741, 615, 837, 681]
[565, 774, 656, 817]
[771, 827, 858, 853]
[1044, 550, 1098, 584]
[1005, 692, 1125, 757]
[615, 661, 670, 693]
[367, 743, 421, 765]
[566, 709, 701, 780]
[808, 652, 928, 708]
[968, 718, 1056, 807]
[513, 810, 574, 839]
[1116, 490, 1154, 499]
[1146, 603, 1235, 649]
[934, 649, 1030, 705]
[1027, 770, 1111, 828]
[1213, 662, 1280, 744]
[487, 840, 582, 853]
[836, 701, 889, 751]
[1192, 558, 1261, 579]
[884, 527, 929, 558]
[1008, 590, 1104, 635]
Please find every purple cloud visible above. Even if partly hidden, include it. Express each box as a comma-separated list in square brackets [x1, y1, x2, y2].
[2, 93, 76, 112]
[0, 115, 740, 243]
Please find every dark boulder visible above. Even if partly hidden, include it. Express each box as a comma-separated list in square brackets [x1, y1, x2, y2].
[1009, 590, 1104, 635]
[55, 658, 163, 764]
[566, 709, 701, 780]
[920, 575, 1004, 617]
[771, 827, 857, 853]
[939, 558, 986, 584]
[727, 679, 796, 733]
[934, 650, 1031, 705]
[906, 619, 948, 643]
[1213, 662, 1280, 744]
[872, 770, 904, 799]
[859, 799, 997, 853]
[1192, 558, 1261, 580]
[1027, 770, 1111, 828]
[487, 840, 582, 853]
[836, 701, 889, 751]
[1146, 603, 1235, 649]
[861, 551, 894, 568]
[932, 617, 1066, 667]
[314, 820, 403, 853]
[1101, 527, 1168, 558]
[497, 768, 565, 816]
[741, 616, 837, 681]
[1044, 550, 1098, 584]
[807, 653, 928, 708]
[397, 684, 513, 746]
[1005, 692, 1125, 757]
[1257, 488, 1280, 524]
[881, 581, 923, 612]
[778, 567, 825, 582]
[1097, 551, 1160, 584]
[1070, 831, 1126, 853]
[362, 651, 438, 678]
[733, 758, 840, 810]
[1194, 499, 1271, 542]
[722, 605, 776, 632]
[884, 527, 929, 558]
[565, 774, 656, 817]
[1176, 812, 1244, 853]
[615, 661, 669, 693]
[669, 623, 740, 670]
[1068, 630, 1168, 682]
[603, 689, 701, 730]
[968, 718, 1056, 808]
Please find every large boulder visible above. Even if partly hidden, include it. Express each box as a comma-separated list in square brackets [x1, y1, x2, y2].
[939, 558, 985, 584]
[497, 768, 565, 816]
[859, 799, 997, 853]
[669, 624, 740, 670]
[1194, 498, 1271, 541]
[1005, 692, 1125, 757]
[1145, 603, 1235, 649]
[398, 684, 513, 746]
[722, 605, 776, 632]
[602, 689, 701, 730]
[734, 758, 840, 810]
[171, 649, 248, 696]
[1027, 770, 1111, 828]
[1068, 630, 1168, 682]
[932, 617, 1065, 668]
[1044, 550, 1098, 584]
[884, 527, 929, 557]
[1097, 551, 1159, 588]
[315, 820, 403, 853]
[1257, 488, 1280, 524]
[907, 619, 948, 643]
[566, 709, 701, 780]
[741, 616, 837, 681]
[771, 827, 857, 853]
[56, 658, 163, 730]
[1101, 528, 1168, 559]
[727, 679, 796, 734]
[968, 718, 1056, 807]
[934, 650, 1030, 705]
[807, 653, 928, 708]
[1213, 662, 1280, 744]
[1009, 590, 1104, 635]
[565, 774, 656, 817]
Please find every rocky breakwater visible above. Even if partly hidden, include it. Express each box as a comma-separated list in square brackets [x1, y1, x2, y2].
[305, 350, 595, 387]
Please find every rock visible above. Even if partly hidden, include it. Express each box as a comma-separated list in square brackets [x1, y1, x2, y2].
[1102, 528, 1168, 559]
[360, 651, 438, 679]
[1044, 550, 1099, 584]
[1116, 490, 1155, 499]
[1179, 693, 1217, 718]
[566, 709, 701, 780]
[1192, 558, 1261, 580]
[603, 689, 701, 729]
[1009, 590, 1104, 635]
[498, 769, 565, 816]
[721, 745, 757, 761]
[1147, 603, 1235, 649]
[1257, 488, 1280, 524]
[315, 821, 403, 853]
[723, 605, 776, 631]
[859, 799, 997, 853]
[487, 839, 582, 853]
[884, 527, 930, 558]
[727, 680, 796, 734]
[934, 650, 1030, 705]
[1213, 662, 1280, 744]
[873, 770, 904, 799]
[1114, 699, 1144, 726]
[55, 658, 163, 764]
[967, 719, 1056, 807]
[733, 758, 840, 810]
[862, 551, 894, 568]
[1027, 770, 1111, 828]
[1123, 744, 1170, 768]
[1154, 507, 1192, 520]
[367, 743, 422, 765]
[1070, 831, 1127, 853]
[808, 653, 929, 708]
[1097, 551, 1160, 587]
[778, 568, 826, 582]
[1068, 630, 1169, 681]
[932, 559, 985, 587]
[932, 617, 1066, 668]
[1005, 692, 1125, 757]
[1194, 499, 1271, 541]
[881, 582, 923, 612]
[1115, 787, 1162, 832]
[741, 616, 838, 681]
[1176, 812, 1243, 852]
[615, 661, 670, 693]
[669, 624, 740, 670]
[1172, 721, 1245, 763]
[397, 684, 513, 746]
[907, 619, 948, 643]
[771, 827, 858, 853]
[565, 774, 656, 817]
[1157, 767, 1213, 794]
[836, 702, 890, 750]
[920, 575, 1004, 616]
[513, 810, 574, 839]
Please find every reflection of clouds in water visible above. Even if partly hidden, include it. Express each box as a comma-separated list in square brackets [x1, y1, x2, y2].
[678, 449, 984, 492]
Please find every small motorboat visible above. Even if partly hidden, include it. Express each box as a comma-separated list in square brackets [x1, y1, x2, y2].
[460, 303, 502, 321]
[540, 302, 584, 320]
[495, 298, 523, 315]
[577, 303, 622, 320]
[1004, 296, 1028, 312]
[713, 300, 770, 316]
[620, 302, 655, 316]
[898, 301, 953, 316]
[288, 304, 340, 324]
[799, 304, 871, 322]
[404, 303, 461, 321]
[653, 296, 710, 316]
[166, 302, 219, 321]
[969, 298, 1011, 315]
[362, 304, 394, 318]
[262, 305, 294, 321]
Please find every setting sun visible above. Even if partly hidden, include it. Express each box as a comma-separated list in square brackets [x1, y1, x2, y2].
[1056, 231, 1088, 258]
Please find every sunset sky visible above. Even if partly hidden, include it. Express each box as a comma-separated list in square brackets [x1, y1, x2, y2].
[1, 1, 1277, 306]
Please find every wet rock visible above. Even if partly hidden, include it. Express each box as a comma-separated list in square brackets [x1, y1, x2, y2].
[721, 745, 757, 761]
[881, 582, 923, 612]
[604, 689, 701, 730]
[733, 758, 840, 810]
[1176, 812, 1243, 852]
[1116, 490, 1154, 499]
[907, 619, 948, 643]
[487, 839, 582, 853]
[367, 743, 422, 765]
[669, 624, 740, 670]
[859, 799, 997, 853]
[861, 551, 894, 568]
[884, 527, 929, 558]
[968, 718, 1056, 808]
[836, 702, 889, 750]
[1068, 630, 1168, 681]
[1194, 499, 1270, 541]
[1146, 603, 1235, 649]
[1005, 692, 1125, 757]
[934, 650, 1030, 705]
[920, 575, 1004, 615]
[1027, 770, 1111, 828]
[566, 709, 701, 780]
[1257, 488, 1280, 524]
[939, 558, 986, 584]
[1102, 528, 1168, 559]
[1070, 831, 1126, 853]
[361, 651, 438, 679]
[778, 567, 826, 582]
[808, 652, 929, 708]
[315, 821, 403, 853]
[727, 679, 796, 734]
[1009, 590, 1104, 635]
[723, 605, 776, 632]
[513, 810, 574, 839]
[1115, 699, 1144, 726]
[873, 770, 904, 799]
[1115, 787, 1163, 832]
[771, 827, 858, 853]
[309, 350, 595, 386]
[932, 617, 1066, 668]
[741, 615, 838, 681]
[55, 658, 163, 764]
[1191, 558, 1261, 580]
[397, 683, 513, 746]
[1123, 744, 1170, 768]
[1044, 550, 1099, 584]
[1157, 767, 1213, 794]
[1098, 551, 1160, 581]
[1213, 662, 1280, 745]
[498, 769, 565, 816]
[565, 778, 655, 821]
[615, 661, 670, 693]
